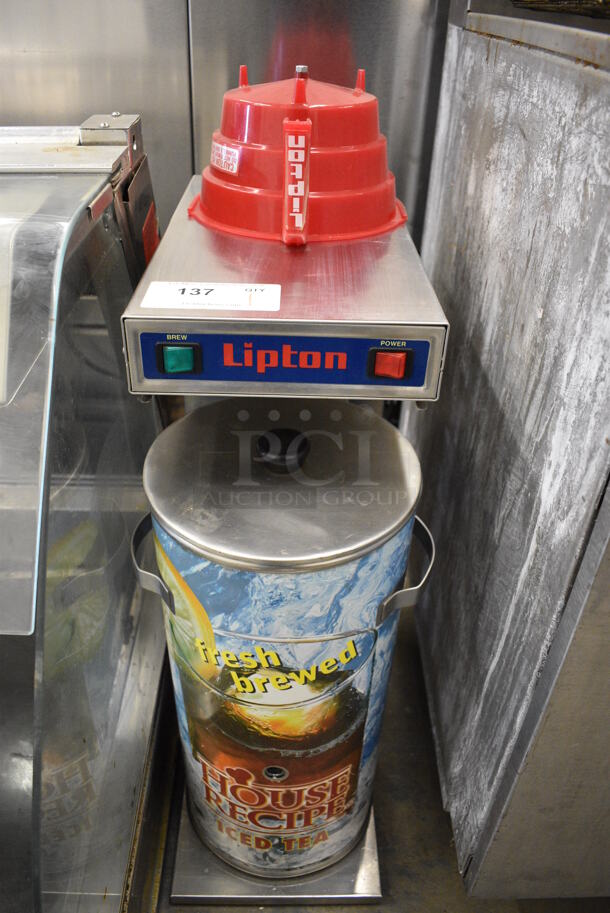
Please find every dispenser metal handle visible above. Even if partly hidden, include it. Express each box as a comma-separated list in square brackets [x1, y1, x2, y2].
[376, 516, 435, 625]
[131, 511, 433, 623]
[131, 512, 175, 614]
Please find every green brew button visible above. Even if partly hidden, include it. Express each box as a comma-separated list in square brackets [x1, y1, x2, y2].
[163, 345, 196, 373]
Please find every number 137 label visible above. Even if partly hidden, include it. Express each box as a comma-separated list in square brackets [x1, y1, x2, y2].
[140, 281, 281, 312]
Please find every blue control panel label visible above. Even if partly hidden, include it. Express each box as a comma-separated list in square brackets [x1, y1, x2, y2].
[141, 332, 430, 387]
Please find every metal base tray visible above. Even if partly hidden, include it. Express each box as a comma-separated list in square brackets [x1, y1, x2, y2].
[170, 795, 381, 905]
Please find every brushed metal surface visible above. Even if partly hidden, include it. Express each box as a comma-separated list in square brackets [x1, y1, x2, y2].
[122, 178, 448, 400]
[466, 12, 610, 67]
[468, 0, 610, 38]
[143, 398, 421, 570]
[0, 634, 36, 912]
[35, 217, 162, 911]
[41, 586, 166, 913]
[468, 486, 610, 897]
[450, 1, 610, 55]
[0, 149, 163, 912]
[0, 0, 192, 229]
[410, 23, 610, 894]
[171, 797, 381, 903]
[0, 142, 128, 173]
[188, 0, 449, 244]
[0, 126, 81, 144]
[0, 173, 106, 634]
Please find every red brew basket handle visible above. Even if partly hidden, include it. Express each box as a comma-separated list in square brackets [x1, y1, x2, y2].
[282, 117, 312, 246]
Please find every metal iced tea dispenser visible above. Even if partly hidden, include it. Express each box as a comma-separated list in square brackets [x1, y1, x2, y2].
[133, 398, 432, 876]
[124, 66, 448, 892]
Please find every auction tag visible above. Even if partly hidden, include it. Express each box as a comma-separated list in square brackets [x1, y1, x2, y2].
[140, 281, 281, 311]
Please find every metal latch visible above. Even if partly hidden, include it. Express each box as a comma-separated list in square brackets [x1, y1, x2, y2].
[79, 113, 143, 169]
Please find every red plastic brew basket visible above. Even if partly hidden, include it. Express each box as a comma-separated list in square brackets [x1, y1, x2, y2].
[188, 66, 406, 246]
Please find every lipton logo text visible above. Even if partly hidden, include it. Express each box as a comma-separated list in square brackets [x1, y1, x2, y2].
[223, 341, 347, 375]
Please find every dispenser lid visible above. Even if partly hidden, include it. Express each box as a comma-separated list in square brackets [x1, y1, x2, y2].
[189, 66, 406, 245]
[143, 399, 421, 571]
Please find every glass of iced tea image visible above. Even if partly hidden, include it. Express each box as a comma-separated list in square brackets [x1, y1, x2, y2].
[170, 626, 377, 876]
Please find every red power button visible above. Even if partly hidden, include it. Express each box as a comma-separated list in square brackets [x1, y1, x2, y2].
[373, 350, 407, 379]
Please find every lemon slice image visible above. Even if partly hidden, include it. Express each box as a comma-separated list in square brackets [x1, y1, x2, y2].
[44, 520, 109, 677]
[153, 535, 217, 681]
[226, 680, 340, 741]
[47, 519, 99, 578]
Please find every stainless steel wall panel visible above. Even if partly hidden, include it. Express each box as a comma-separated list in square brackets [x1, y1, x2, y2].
[189, 0, 448, 245]
[407, 22, 610, 895]
[470, 486, 610, 897]
[0, 1, 192, 230]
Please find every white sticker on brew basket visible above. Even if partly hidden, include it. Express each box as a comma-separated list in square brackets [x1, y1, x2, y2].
[210, 140, 240, 174]
[140, 281, 281, 311]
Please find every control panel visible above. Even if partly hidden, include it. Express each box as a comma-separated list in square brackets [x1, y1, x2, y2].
[122, 321, 445, 399]
[142, 332, 429, 387]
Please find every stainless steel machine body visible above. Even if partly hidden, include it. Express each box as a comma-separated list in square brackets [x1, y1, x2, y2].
[0, 119, 165, 913]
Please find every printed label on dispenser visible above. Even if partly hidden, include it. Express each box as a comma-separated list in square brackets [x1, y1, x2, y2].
[210, 140, 240, 175]
[140, 281, 281, 311]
